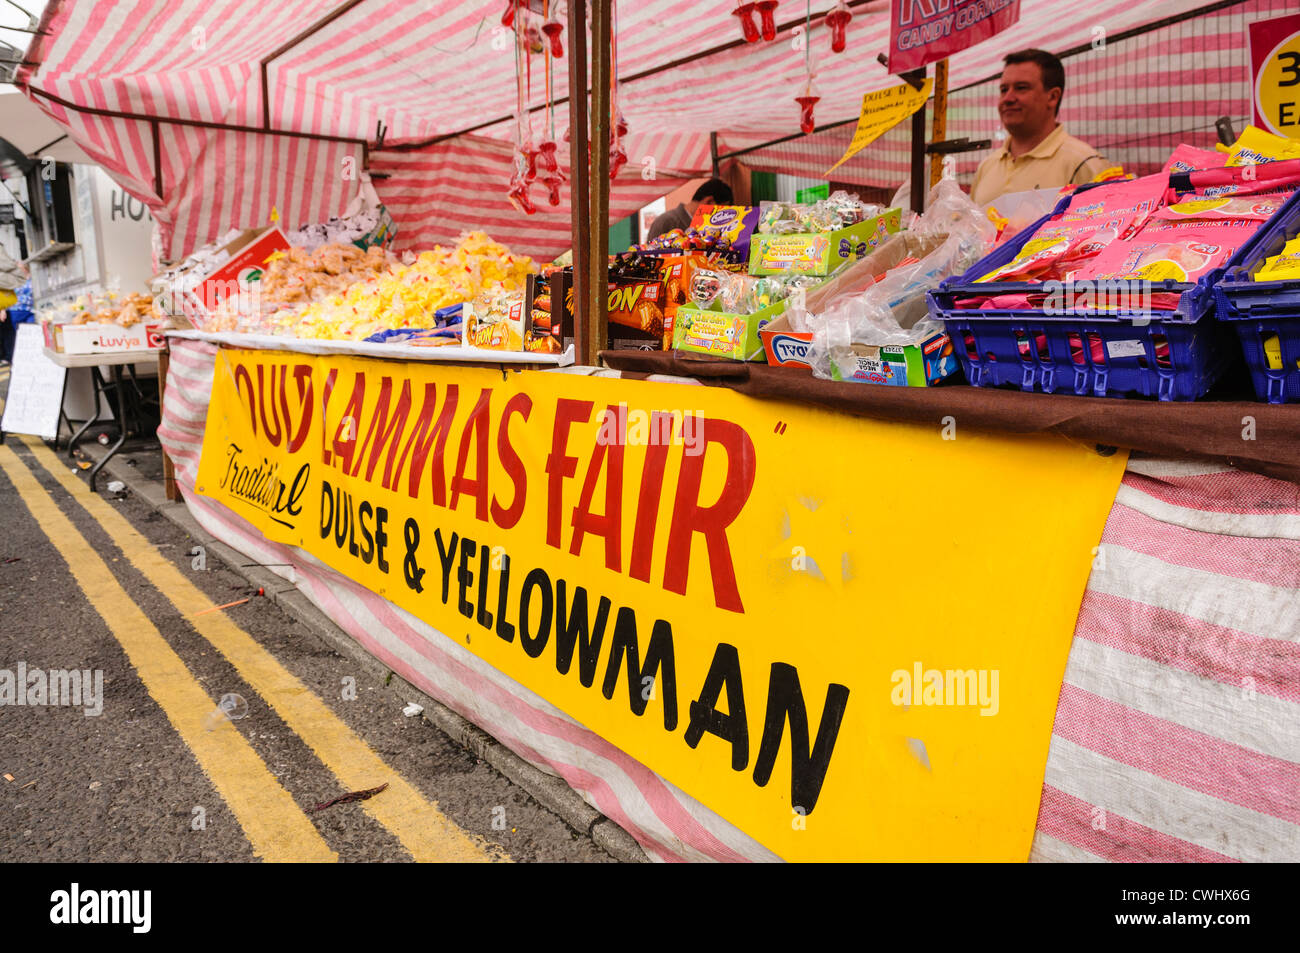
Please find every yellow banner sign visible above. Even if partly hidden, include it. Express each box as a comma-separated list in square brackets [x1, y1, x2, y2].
[826, 78, 935, 176]
[197, 348, 1126, 860]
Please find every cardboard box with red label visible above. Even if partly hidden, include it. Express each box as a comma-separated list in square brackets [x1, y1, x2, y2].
[758, 312, 816, 368]
[759, 310, 958, 384]
[44, 321, 167, 355]
[178, 227, 292, 326]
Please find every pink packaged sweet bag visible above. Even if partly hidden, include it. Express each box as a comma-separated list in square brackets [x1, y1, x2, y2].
[1152, 194, 1289, 222]
[1069, 217, 1263, 283]
[975, 173, 1167, 283]
[1072, 180, 1293, 284]
[1162, 144, 1228, 174]
[1176, 158, 1300, 197]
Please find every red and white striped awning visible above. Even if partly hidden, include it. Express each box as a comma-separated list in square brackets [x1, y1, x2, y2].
[17, 1, 1212, 260]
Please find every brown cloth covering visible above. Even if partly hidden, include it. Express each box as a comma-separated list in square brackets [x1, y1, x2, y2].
[599, 351, 1300, 484]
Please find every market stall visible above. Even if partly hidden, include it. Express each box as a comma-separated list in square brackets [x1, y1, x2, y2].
[16, 0, 1300, 863]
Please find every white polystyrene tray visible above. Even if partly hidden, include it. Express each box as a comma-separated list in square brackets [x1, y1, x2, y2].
[165, 328, 574, 366]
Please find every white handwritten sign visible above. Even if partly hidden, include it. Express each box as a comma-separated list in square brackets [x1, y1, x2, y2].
[2, 324, 66, 441]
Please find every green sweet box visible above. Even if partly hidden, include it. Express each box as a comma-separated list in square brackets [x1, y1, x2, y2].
[747, 208, 903, 277]
[671, 299, 788, 362]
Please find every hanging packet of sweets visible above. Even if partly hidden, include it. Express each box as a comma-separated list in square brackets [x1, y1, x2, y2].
[975, 173, 1167, 283]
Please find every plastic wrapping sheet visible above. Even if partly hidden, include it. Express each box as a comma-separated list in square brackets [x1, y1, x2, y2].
[801, 182, 995, 381]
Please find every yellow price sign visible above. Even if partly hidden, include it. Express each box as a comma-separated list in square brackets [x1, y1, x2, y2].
[826, 79, 934, 176]
[1249, 12, 1300, 139]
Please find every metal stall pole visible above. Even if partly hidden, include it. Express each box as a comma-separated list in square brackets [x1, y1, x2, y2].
[906, 67, 927, 214]
[930, 58, 948, 189]
[567, 0, 593, 365]
[587, 0, 612, 366]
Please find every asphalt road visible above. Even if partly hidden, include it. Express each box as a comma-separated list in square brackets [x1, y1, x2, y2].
[0, 367, 617, 863]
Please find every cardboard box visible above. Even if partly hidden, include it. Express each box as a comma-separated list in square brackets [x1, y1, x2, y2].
[463, 295, 526, 350]
[827, 333, 958, 386]
[656, 252, 747, 349]
[758, 312, 815, 368]
[48, 321, 166, 355]
[688, 205, 760, 258]
[606, 279, 668, 339]
[802, 230, 949, 313]
[748, 209, 902, 276]
[556, 270, 667, 350]
[671, 300, 787, 362]
[523, 272, 563, 355]
[181, 226, 292, 325]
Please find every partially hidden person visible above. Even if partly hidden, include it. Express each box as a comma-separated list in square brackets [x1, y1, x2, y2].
[647, 177, 735, 242]
[0, 245, 30, 365]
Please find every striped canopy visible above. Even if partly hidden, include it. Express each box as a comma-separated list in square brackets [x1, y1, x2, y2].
[17, 0, 1216, 260]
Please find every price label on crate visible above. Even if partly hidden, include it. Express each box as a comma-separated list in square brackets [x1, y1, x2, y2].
[1250, 12, 1300, 139]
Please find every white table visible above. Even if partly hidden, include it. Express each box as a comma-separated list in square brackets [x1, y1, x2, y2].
[43, 346, 162, 491]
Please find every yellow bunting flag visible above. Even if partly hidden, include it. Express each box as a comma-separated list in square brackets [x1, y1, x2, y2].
[826, 79, 934, 176]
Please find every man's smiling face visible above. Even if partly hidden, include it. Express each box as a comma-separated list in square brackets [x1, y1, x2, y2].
[998, 61, 1061, 140]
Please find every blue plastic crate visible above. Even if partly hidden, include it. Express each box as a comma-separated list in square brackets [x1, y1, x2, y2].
[926, 174, 1296, 400]
[1214, 189, 1300, 403]
[935, 174, 1294, 322]
[934, 200, 1209, 323]
[943, 313, 1233, 401]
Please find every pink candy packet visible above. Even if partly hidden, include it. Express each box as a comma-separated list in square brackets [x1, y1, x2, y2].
[977, 174, 1168, 283]
[1162, 144, 1228, 174]
[968, 290, 1184, 311]
[1070, 218, 1262, 283]
[1178, 159, 1300, 197]
[1153, 194, 1288, 221]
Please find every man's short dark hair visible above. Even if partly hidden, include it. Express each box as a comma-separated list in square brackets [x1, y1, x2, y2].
[692, 178, 734, 205]
[1003, 49, 1065, 113]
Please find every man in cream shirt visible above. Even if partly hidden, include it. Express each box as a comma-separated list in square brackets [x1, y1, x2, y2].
[971, 49, 1109, 206]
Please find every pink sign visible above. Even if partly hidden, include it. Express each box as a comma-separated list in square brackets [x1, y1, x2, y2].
[888, 0, 1022, 74]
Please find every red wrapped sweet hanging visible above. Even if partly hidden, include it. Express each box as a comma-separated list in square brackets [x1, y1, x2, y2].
[542, 18, 564, 58]
[825, 1, 851, 54]
[524, 145, 539, 182]
[732, 2, 760, 43]
[536, 139, 559, 173]
[501, 0, 517, 29]
[522, 21, 545, 55]
[756, 0, 779, 41]
[508, 175, 537, 215]
[541, 169, 565, 207]
[796, 94, 819, 134]
[609, 142, 629, 179]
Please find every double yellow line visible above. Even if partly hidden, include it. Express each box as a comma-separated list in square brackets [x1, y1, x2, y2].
[0, 436, 503, 863]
